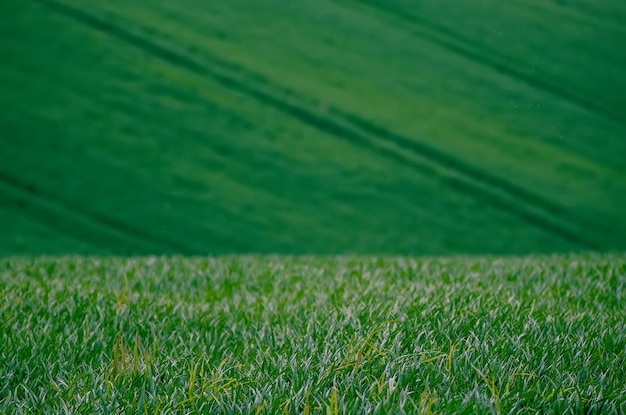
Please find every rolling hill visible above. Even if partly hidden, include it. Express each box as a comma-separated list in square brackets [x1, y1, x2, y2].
[1, 0, 625, 255]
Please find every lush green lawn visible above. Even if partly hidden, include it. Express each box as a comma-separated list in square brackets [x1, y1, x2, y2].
[1, 254, 624, 413]
[1, 0, 625, 255]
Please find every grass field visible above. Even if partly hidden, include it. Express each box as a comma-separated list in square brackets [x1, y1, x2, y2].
[1, 0, 625, 255]
[1, 254, 625, 413]
[2, 3, 625, 413]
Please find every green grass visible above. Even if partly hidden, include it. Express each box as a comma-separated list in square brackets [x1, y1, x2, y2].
[1, 0, 625, 255]
[2, 254, 625, 413]
[2, 3, 624, 413]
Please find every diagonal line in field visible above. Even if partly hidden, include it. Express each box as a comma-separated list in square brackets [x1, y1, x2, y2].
[0, 171, 195, 254]
[33, 0, 599, 249]
[346, 0, 623, 125]
[330, 109, 609, 233]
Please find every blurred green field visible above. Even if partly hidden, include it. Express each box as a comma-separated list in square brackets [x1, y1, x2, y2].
[1, 0, 625, 255]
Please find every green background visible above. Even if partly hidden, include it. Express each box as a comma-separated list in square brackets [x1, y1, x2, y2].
[1, 0, 625, 255]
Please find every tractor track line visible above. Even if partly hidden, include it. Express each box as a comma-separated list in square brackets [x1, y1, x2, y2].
[0, 179, 144, 254]
[0, 199, 104, 253]
[331, 109, 613, 234]
[153, 10, 615, 235]
[85, 0, 610, 236]
[0, 171, 195, 254]
[348, 0, 623, 125]
[34, 0, 597, 248]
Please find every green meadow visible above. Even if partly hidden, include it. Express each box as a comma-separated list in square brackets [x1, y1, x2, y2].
[1, 0, 625, 255]
[1, 1, 626, 413]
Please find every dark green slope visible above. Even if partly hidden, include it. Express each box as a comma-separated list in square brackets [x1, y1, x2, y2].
[0, 0, 624, 255]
